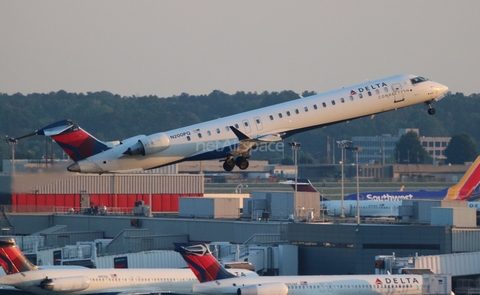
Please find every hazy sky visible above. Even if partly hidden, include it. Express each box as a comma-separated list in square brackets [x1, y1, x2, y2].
[1, 1, 479, 97]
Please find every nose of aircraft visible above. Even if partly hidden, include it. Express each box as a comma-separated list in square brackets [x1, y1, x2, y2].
[437, 83, 449, 95]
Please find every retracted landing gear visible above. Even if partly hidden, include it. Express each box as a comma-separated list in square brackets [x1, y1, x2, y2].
[426, 101, 436, 115]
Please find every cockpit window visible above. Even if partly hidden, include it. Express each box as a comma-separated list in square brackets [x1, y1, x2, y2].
[410, 76, 428, 85]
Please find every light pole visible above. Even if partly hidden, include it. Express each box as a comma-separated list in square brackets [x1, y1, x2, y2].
[347, 146, 362, 224]
[5, 136, 17, 175]
[336, 140, 352, 218]
[289, 142, 301, 219]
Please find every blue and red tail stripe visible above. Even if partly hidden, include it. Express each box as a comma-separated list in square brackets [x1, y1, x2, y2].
[52, 127, 110, 162]
[0, 238, 37, 274]
[174, 243, 235, 282]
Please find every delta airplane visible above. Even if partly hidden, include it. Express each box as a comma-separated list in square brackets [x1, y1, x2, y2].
[174, 242, 427, 295]
[0, 237, 257, 295]
[9, 74, 448, 174]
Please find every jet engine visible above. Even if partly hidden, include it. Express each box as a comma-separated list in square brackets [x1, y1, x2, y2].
[237, 282, 288, 295]
[123, 132, 170, 156]
[39, 276, 90, 292]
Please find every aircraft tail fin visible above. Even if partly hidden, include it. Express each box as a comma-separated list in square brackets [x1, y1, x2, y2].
[174, 243, 235, 283]
[0, 238, 37, 274]
[279, 178, 330, 200]
[445, 156, 480, 200]
[38, 120, 110, 162]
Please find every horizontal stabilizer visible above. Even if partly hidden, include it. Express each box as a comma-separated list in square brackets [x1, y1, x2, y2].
[7, 120, 74, 142]
[36, 119, 74, 136]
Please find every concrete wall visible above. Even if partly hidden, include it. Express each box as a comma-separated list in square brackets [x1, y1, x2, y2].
[6, 214, 455, 276]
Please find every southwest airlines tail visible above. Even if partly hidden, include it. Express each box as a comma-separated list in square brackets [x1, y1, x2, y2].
[445, 156, 480, 200]
[8, 120, 110, 162]
[0, 237, 37, 275]
[174, 243, 235, 283]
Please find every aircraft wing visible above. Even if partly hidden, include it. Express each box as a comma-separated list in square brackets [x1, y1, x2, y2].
[229, 126, 283, 155]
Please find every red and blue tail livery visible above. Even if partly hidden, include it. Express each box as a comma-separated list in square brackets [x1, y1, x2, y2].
[0, 238, 37, 274]
[8, 120, 111, 163]
[174, 243, 235, 283]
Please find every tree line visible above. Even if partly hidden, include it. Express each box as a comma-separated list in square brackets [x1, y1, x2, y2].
[0, 90, 478, 169]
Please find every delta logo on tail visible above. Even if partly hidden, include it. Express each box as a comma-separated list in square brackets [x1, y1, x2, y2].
[0, 238, 37, 274]
[285, 156, 480, 202]
[7, 120, 110, 162]
[174, 243, 235, 283]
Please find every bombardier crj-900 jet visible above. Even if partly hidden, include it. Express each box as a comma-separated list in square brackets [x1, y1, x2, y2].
[174, 242, 447, 295]
[0, 238, 257, 295]
[10, 74, 448, 173]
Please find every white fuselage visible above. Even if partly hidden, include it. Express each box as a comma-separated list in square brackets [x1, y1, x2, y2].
[0, 267, 256, 295]
[323, 200, 402, 217]
[192, 274, 423, 295]
[75, 74, 448, 173]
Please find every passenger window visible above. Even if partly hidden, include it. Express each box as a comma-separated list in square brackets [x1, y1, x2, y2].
[216, 128, 220, 134]
[322, 102, 327, 107]
[350, 96, 354, 101]
[278, 113, 283, 118]
[256, 119, 261, 123]
[359, 93, 363, 98]
[384, 87, 389, 92]
[295, 109, 299, 114]
[269, 115, 274, 120]
[304, 107, 308, 112]
[286, 111, 291, 116]
[244, 122, 249, 126]
[375, 89, 380, 94]
[207, 131, 211, 136]
[331, 100, 336, 105]
[367, 91, 372, 96]
[187, 136, 191, 141]
[225, 126, 230, 131]
[313, 104, 318, 110]
[198, 133, 202, 138]
[340, 98, 345, 103]
[235, 124, 239, 128]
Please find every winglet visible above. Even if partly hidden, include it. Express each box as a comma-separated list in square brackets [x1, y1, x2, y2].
[445, 156, 480, 200]
[229, 126, 251, 141]
[174, 243, 235, 282]
[0, 237, 37, 274]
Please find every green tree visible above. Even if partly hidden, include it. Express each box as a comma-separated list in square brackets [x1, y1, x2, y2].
[444, 133, 478, 164]
[394, 131, 430, 164]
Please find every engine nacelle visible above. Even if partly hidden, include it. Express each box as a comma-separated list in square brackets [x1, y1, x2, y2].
[40, 276, 90, 292]
[123, 132, 170, 156]
[237, 282, 288, 295]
